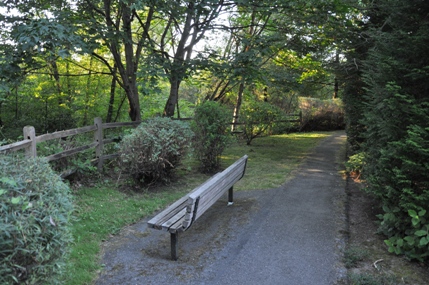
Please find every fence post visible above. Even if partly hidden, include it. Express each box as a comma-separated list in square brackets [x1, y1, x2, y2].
[23, 126, 37, 158]
[94, 117, 104, 172]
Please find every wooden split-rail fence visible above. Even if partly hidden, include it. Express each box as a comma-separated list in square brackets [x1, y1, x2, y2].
[0, 112, 301, 176]
[0, 117, 140, 176]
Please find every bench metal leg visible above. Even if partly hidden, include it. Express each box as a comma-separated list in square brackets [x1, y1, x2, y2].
[170, 232, 178, 261]
[228, 186, 234, 206]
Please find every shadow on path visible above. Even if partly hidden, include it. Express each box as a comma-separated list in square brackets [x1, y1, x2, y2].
[96, 131, 348, 285]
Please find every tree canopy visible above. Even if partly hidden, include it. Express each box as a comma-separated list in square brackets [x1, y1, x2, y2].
[0, 0, 349, 127]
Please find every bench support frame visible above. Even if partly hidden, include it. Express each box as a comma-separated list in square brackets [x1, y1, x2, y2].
[170, 233, 179, 261]
[228, 187, 234, 206]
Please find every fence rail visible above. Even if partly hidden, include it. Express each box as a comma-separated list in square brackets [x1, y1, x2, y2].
[0, 113, 301, 176]
[0, 118, 141, 175]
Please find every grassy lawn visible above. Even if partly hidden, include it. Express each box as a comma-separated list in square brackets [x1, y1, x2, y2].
[64, 132, 330, 284]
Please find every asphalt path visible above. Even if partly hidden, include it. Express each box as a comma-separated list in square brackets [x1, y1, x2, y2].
[96, 131, 348, 285]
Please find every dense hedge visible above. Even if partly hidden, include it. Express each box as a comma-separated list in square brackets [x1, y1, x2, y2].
[0, 155, 73, 284]
[342, 0, 429, 261]
[118, 117, 194, 185]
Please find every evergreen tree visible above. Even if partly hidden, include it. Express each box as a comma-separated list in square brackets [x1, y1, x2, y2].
[360, 0, 429, 260]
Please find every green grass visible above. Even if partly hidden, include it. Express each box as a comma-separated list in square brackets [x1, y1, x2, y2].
[222, 132, 330, 190]
[344, 246, 369, 268]
[348, 272, 399, 285]
[64, 132, 331, 284]
[64, 185, 199, 285]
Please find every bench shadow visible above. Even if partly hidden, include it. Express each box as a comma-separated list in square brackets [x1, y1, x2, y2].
[96, 192, 261, 284]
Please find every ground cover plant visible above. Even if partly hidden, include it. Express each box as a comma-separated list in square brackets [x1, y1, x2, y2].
[64, 132, 330, 284]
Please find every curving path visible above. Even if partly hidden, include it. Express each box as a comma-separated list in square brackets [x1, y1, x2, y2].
[96, 131, 348, 285]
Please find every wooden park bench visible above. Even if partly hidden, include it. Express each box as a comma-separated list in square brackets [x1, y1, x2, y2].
[147, 155, 248, 260]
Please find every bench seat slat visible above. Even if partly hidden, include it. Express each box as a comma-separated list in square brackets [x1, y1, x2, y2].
[161, 208, 187, 231]
[147, 195, 190, 230]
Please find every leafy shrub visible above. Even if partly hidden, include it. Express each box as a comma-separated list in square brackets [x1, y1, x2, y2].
[381, 208, 429, 262]
[37, 135, 98, 179]
[241, 101, 283, 145]
[298, 97, 345, 131]
[345, 152, 366, 178]
[0, 155, 74, 285]
[118, 117, 194, 185]
[192, 101, 231, 173]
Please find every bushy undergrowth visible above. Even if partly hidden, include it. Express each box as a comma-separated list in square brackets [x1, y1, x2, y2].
[299, 97, 345, 131]
[192, 101, 231, 173]
[241, 101, 283, 145]
[118, 117, 194, 185]
[0, 155, 74, 285]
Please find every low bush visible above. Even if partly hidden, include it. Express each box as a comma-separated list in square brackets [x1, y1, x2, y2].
[192, 101, 231, 173]
[0, 155, 74, 285]
[345, 152, 366, 178]
[241, 101, 283, 145]
[118, 117, 194, 185]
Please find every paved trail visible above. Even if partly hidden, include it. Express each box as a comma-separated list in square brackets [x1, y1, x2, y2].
[96, 131, 348, 285]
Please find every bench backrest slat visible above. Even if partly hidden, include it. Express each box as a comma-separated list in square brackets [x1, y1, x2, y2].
[147, 155, 248, 233]
[184, 155, 248, 225]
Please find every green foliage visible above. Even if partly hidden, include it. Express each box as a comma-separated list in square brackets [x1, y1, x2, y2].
[241, 101, 283, 145]
[118, 117, 194, 185]
[37, 135, 98, 179]
[341, 1, 429, 260]
[298, 97, 345, 132]
[345, 152, 366, 177]
[0, 155, 73, 285]
[383, 209, 429, 262]
[192, 101, 231, 173]
[362, 82, 429, 261]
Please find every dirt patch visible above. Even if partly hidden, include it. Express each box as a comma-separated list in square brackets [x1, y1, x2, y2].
[345, 176, 429, 284]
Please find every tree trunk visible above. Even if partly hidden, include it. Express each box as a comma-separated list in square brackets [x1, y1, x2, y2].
[333, 51, 339, 99]
[106, 65, 117, 123]
[101, 0, 142, 122]
[0, 101, 3, 127]
[126, 84, 141, 121]
[83, 58, 93, 126]
[232, 79, 245, 132]
[123, 5, 141, 122]
[164, 76, 180, 117]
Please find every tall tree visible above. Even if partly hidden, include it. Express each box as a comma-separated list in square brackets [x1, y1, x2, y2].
[155, 0, 230, 117]
[76, 0, 158, 121]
